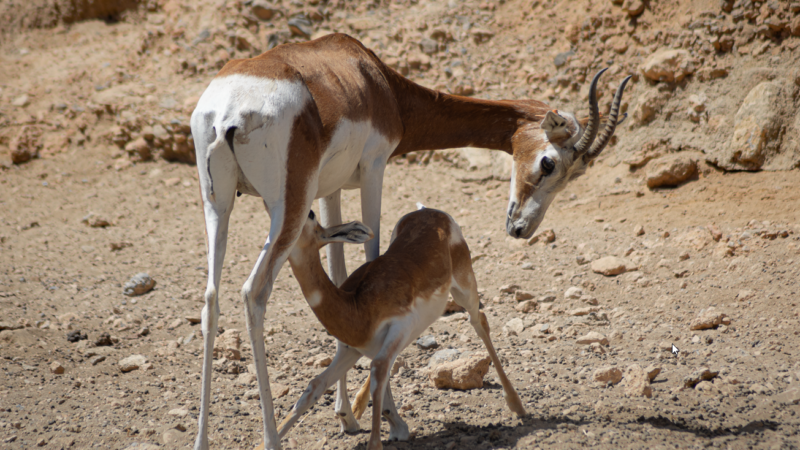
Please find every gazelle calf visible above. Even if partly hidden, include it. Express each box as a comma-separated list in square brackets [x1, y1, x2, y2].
[277, 207, 524, 449]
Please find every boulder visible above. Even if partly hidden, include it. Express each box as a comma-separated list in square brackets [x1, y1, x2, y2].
[429, 354, 491, 390]
[10, 126, 42, 164]
[576, 331, 609, 346]
[593, 366, 622, 385]
[709, 81, 795, 171]
[690, 307, 730, 330]
[639, 50, 698, 83]
[684, 367, 718, 388]
[119, 354, 147, 372]
[591, 256, 635, 276]
[214, 329, 241, 360]
[123, 273, 156, 296]
[645, 153, 698, 188]
[624, 364, 652, 397]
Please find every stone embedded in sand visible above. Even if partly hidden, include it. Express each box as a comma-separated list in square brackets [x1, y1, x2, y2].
[514, 290, 534, 301]
[515, 300, 538, 313]
[123, 273, 156, 296]
[214, 329, 241, 360]
[683, 367, 718, 388]
[593, 366, 622, 385]
[645, 154, 698, 188]
[775, 387, 800, 405]
[503, 318, 525, 336]
[428, 349, 462, 368]
[10, 125, 42, 164]
[429, 354, 491, 390]
[416, 335, 438, 350]
[564, 286, 583, 299]
[710, 81, 793, 171]
[624, 364, 652, 398]
[621, 0, 645, 17]
[50, 361, 65, 374]
[690, 307, 730, 330]
[639, 49, 698, 83]
[591, 256, 634, 276]
[119, 354, 147, 372]
[644, 364, 671, 382]
[576, 331, 609, 346]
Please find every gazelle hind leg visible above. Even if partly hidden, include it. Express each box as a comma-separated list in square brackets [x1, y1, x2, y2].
[278, 344, 362, 438]
[194, 134, 238, 450]
[450, 267, 526, 416]
[320, 191, 360, 433]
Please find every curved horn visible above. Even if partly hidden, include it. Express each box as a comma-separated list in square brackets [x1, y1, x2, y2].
[573, 68, 606, 154]
[585, 75, 632, 160]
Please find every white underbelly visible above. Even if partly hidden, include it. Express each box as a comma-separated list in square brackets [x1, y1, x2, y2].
[315, 120, 396, 199]
[355, 289, 450, 361]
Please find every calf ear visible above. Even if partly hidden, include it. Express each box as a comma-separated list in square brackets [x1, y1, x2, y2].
[322, 222, 374, 245]
[541, 111, 570, 143]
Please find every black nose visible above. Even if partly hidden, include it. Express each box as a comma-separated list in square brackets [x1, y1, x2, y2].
[512, 226, 523, 238]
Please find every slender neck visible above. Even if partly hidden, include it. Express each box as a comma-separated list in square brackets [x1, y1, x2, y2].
[287, 246, 343, 310]
[385, 69, 540, 155]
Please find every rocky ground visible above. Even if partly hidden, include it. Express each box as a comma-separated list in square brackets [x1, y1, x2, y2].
[2, 0, 800, 449]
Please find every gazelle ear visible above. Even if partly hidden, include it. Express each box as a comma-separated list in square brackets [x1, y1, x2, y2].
[321, 221, 374, 245]
[541, 111, 570, 142]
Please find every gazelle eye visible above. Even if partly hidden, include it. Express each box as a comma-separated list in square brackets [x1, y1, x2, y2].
[541, 156, 555, 174]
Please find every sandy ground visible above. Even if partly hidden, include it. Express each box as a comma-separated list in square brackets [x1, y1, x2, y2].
[2, 141, 800, 449]
[2, 0, 800, 448]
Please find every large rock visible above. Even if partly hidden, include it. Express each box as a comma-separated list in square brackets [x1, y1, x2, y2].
[684, 367, 718, 388]
[576, 331, 609, 346]
[591, 256, 635, 276]
[214, 329, 241, 360]
[710, 81, 794, 171]
[631, 90, 669, 126]
[123, 273, 156, 296]
[10, 126, 42, 164]
[429, 354, 491, 390]
[119, 354, 147, 372]
[593, 366, 622, 385]
[639, 50, 698, 83]
[645, 153, 698, 188]
[689, 307, 730, 330]
[624, 364, 652, 397]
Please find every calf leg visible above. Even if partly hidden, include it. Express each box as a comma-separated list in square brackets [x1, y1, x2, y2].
[277, 344, 362, 438]
[451, 273, 526, 416]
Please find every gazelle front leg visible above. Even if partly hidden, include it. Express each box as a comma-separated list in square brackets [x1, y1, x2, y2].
[320, 190, 360, 433]
[360, 158, 387, 262]
[243, 198, 315, 450]
[277, 343, 362, 438]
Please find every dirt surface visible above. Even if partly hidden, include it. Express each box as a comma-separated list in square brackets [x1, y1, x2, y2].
[2, 0, 800, 449]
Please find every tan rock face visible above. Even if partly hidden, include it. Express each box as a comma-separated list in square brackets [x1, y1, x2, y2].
[10, 126, 42, 164]
[639, 50, 697, 83]
[593, 366, 622, 385]
[645, 154, 698, 188]
[624, 364, 652, 397]
[576, 331, 609, 346]
[690, 307, 730, 330]
[214, 329, 242, 360]
[429, 355, 491, 390]
[591, 256, 634, 276]
[722, 81, 786, 171]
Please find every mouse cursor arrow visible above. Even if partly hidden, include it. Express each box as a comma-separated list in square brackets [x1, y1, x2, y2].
[671, 344, 679, 356]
